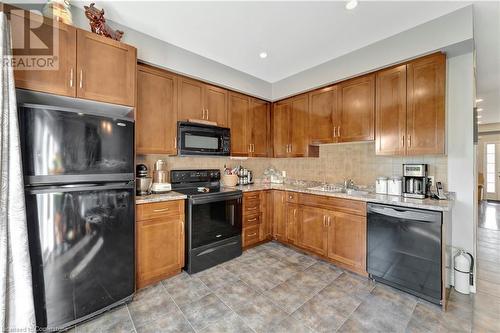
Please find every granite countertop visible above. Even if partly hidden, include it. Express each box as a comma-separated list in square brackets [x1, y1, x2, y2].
[136, 191, 187, 204]
[226, 182, 454, 212]
[135, 181, 453, 212]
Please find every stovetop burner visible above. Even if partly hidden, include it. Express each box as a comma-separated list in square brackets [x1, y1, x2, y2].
[170, 169, 241, 198]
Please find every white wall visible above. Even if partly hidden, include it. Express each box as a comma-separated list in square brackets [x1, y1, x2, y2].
[272, 5, 473, 100]
[446, 52, 476, 290]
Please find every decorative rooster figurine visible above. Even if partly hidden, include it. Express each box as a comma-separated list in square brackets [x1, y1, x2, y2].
[84, 3, 124, 41]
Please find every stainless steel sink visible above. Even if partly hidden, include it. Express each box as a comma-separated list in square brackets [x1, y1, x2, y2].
[307, 184, 345, 193]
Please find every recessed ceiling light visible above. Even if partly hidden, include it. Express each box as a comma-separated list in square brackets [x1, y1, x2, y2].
[477, 115, 483, 118]
[346, 0, 358, 10]
[259, 52, 268, 59]
[476, 98, 483, 103]
[477, 108, 483, 111]
[478, 121, 482, 124]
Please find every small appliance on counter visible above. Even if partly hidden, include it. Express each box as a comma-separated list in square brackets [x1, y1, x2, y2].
[136, 164, 152, 195]
[403, 164, 429, 199]
[375, 177, 388, 194]
[151, 159, 172, 193]
[387, 176, 403, 196]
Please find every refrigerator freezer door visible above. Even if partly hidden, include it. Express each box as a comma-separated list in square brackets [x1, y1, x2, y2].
[19, 106, 134, 184]
[25, 183, 135, 329]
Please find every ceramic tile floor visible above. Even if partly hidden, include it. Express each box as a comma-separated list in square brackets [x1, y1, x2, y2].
[69, 238, 500, 333]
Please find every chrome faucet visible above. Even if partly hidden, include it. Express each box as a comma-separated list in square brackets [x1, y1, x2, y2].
[343, 179, 357, 190]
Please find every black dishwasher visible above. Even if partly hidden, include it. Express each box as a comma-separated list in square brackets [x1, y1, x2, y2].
[367, 203, 442, 305]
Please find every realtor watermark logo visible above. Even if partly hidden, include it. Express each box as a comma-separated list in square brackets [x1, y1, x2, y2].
[6, 5, 59, 70]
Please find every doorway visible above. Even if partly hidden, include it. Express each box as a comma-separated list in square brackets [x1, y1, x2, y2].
[484, 141, 500, 201]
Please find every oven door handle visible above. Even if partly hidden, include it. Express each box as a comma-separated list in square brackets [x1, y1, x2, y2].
[189, 193, 242, 205]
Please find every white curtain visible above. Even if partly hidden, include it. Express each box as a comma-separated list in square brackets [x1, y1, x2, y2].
[0, 12, 36, 332]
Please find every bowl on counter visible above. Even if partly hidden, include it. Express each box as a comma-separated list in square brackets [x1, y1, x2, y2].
[222, 174, 239, 187]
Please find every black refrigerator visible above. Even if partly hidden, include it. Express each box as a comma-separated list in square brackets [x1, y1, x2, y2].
[19, 104, 135, 330]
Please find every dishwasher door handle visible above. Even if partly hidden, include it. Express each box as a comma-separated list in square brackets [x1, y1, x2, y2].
[368, 205, 441, 223]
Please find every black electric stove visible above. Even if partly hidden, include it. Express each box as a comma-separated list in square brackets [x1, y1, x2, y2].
[171, 169, 242, 274]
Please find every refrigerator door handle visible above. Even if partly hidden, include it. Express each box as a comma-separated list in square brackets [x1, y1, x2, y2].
[26, 182, 135, 194]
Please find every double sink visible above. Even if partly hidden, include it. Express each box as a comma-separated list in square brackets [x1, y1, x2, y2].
[307, 184, 371, 196]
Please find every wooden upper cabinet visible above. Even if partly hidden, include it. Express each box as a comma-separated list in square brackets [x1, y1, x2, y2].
[272, 102, 290, 158]
[178, 77, 205, 121]
[272, 94, 309, 158]
[228, 92, 249, 156]
[297, 205, 328, 256]
[136, 65, 177, 155]
[327, 211, 366, 272]
[309, 86, 338, 144]
[338, 74, 375, 142]
[375, 65, 407, 155]
[205, 85, 228, 126]
[76, 30, 136, 106]
[289, 94, 309, 157]
[12, 11, 76, 97]
[249, 99, 270, 157]
[406, 53, 446, 155]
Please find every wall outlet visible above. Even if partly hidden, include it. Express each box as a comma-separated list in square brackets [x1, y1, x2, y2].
[428, 176, 435, 187]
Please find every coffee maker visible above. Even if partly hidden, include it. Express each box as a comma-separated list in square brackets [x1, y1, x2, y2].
[403, 164, 429, 199]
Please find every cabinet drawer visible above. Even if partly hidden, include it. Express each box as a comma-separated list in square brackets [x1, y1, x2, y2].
[243, 213, 260, 227]
[244, 199, 261, 214]
[137, 200, 183, 221]
[243, 225, 260, 246]
[243, 191, 261, 201]
[286, 191, 298, 203]
[298, 194, 366, 216]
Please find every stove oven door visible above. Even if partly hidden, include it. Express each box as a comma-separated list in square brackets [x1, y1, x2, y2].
[186, 192, 242, 273]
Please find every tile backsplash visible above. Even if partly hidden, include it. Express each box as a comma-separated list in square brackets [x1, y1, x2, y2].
[137, 141, 448, 189]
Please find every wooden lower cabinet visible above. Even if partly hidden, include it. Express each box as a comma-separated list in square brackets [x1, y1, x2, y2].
[296, 205, 328, 256]
[259, 191, 273, 241]
[136, 200, 184, 289]
[286, 203, 299, 244]
[277, 192, 367, 274]
[272, 191, 287, 242]
[326, 211, 366, 273]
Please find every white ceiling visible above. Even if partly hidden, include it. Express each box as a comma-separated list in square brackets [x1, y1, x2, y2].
[74, 1, 499, 123]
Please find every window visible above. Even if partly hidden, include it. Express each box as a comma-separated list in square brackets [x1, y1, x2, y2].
[486, 143, 496, 193]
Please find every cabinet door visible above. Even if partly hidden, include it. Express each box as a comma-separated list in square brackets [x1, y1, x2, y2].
[76, 30, 136, 106]
[178, 77, 205, 121]
[12, 10, 76, 97]
[249, 99, 270, 157]
[406, 53, 445, 155]
[136, 217, 184, 289]
[259, 191, 272, 241]
[297, 205, 328, 256]
[205, 84, 228, 126]
[272, 102, 290, 158]
[272, 191, 287, 242]
[136, 65, 177, 155]
[338, 74, 375, 142]
[286, 203, 298, 244]
[228, 93, 249, 156]
[289, 95, 309, 157]
[375, 65, 407, 155]
[327, 211, 366, 271]
[309, 86, 338, 144]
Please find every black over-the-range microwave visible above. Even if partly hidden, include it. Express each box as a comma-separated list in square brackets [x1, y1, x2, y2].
[177, 121, 231, 156]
